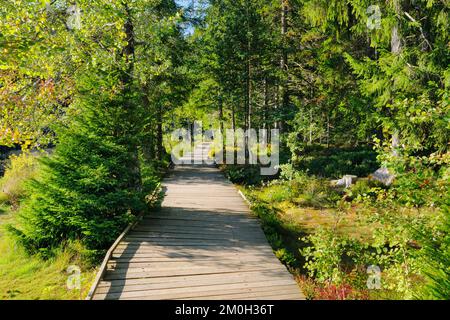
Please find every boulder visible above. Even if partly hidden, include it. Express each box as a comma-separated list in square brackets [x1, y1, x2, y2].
[370, 167, 395, 186]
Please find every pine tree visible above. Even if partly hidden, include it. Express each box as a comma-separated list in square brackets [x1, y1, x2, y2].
[8, 1, 149, 255]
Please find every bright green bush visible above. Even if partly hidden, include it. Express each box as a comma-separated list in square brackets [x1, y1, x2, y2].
[301, 228, 362, 284]
[0, 153, 39, 206]
[416, 204, 450, 299]
[0, 192, 9, 205]
[8, 76, 149, 256]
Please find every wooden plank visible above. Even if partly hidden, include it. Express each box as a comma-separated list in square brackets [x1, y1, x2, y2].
[137, 219, 253, 228]
[113, 285, 301, 300]
[103, 265, 289, 281]
[98, 278, 296, 295]
[124, 233, 267, 240]
[124, 233, 267, 242]
[181, 287, 303, 301]
[94, 281, 298, 300]
[97, 271, 294, 291]
[106, 259, 284, 272]
[91, 161, 303, 300]
[111, 252, 275, 263]
[112, 250, 275, 260]
[105, 261, 285, 275]
[113, 244, 273, 255]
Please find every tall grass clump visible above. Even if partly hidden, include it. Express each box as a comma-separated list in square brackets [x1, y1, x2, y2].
[0, 153, 40, 207]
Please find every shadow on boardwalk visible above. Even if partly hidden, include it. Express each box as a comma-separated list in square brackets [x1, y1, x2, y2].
[94, 162, 304, 300]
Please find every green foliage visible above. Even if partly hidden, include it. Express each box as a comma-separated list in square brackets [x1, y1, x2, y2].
[223, 165, 268, 185]
[292, 146, 379, 178]
[0, 153, 40, 206]
[345, 179, 387, 202]
[418, 204, 450, 299]
[8, 88, 148, 255]
[386, 153, 450, 208]
[301, 228, 363, 285]
[2, 0, 182, 257]
[275, 248, 297, 266]
[279, 164, 342, 208]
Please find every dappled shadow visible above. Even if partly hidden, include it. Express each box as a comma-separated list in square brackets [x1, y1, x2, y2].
[97, 164, 301, 300]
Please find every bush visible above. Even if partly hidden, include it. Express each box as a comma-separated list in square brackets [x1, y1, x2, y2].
[417, 203, 450, 299]
[0, 192, 9, 205]
[293, 146, 379, 178]
[223, 165, 270, 185]
[0, 153, 39, 206]
[301, 228, 357, 284]
[345, 179, 387, 202]
[8, 83, 147, 256]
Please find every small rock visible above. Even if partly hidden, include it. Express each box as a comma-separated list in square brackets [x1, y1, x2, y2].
[335, 175, 358, 188]
[370, 167, 395, 186]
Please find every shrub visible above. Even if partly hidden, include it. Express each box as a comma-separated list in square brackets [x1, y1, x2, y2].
[416, 203, 450, 299]
[279, 163, 308, 182]
[275, 248, 297, 266]
[257, 183, 292, 203]
[223, 165, 269, 185]
[345, 179, 386, 202]
[0, 153, 39, 206]
[293, 146, 379, 178]
[301, 228, 351, 284]
[0, 192, 9, 205]
[314, 283, 369, 300]
[8, 83, 147, 256]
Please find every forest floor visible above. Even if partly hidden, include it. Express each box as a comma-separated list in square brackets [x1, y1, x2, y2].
[238, 179, 420, 300]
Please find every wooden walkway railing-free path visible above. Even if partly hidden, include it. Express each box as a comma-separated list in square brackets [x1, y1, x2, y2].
[89, 143, 304, 300]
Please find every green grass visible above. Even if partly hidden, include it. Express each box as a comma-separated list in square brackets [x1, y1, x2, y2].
[0, 207, 97, 300]
[0, 153, 98, 300]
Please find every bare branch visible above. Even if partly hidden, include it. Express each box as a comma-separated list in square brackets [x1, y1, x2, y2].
[403, 11, 433, 51]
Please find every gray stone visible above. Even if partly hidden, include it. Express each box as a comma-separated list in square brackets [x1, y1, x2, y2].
[371, 167, 395, 186]
[335, 175, 358, 188]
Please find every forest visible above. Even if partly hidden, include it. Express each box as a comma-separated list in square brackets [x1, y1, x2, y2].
[0, 0, 449, 300]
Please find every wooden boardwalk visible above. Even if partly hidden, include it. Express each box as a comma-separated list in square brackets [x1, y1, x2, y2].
[91, 143, 303, 300]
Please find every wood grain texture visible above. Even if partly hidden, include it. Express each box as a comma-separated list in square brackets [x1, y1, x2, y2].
[92, 143, 304, 300]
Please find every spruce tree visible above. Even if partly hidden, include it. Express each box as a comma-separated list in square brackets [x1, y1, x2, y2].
[8, 1, 147, 255]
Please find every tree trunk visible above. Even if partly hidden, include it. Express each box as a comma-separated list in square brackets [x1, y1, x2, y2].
[279, 0, 289, 132]
[218, 94, 225, 156]
[231, 101, 236, 131]
[391, 0, 401, 155]
[263, 77, 268, 130]
[309, 108, 313, 144]
[156, 103, 164, 161]
[142, 86, 154, 161]
[245, 4, 252, 162]
[326, 113, 330, 148]
[122, 2, 142, 192]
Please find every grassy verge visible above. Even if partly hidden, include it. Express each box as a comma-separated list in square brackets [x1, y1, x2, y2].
[0, 152, 168, 300]
[0, 153, 98, 300]
[0, 204, 97, 300]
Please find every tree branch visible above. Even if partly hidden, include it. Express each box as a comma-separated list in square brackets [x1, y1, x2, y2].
[403, 11, 433, 51]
